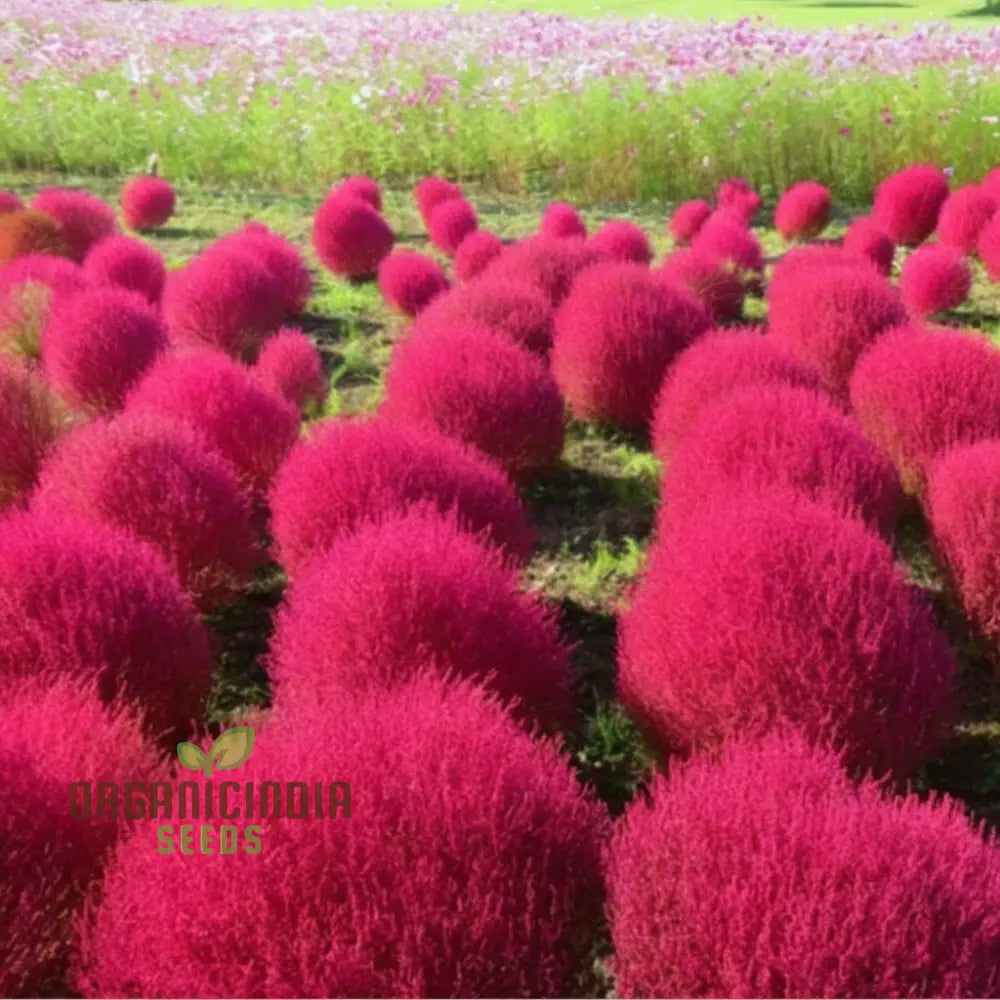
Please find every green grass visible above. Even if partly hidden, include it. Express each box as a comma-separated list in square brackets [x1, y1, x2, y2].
[4, 168, 1000, 824]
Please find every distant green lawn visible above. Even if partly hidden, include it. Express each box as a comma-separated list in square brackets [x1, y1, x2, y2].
[177, 0, 999, 29]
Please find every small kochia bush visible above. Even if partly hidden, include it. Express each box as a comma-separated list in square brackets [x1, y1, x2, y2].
[659, 383, 902, 538]
[482, 235, 607, 306]
[269, 510, 573, 727]
[253, 326, 326, 414]
[656, 248, 745, 324]
[30, 188, 117, 263]
[588, 220, 652, 265]
[76, 675, 608, 998]
[414, 175, 462, 227]
[667, 200, 711, 246]
[0, 674, 163, 997]
[716, 176, 761, 221]
[377, 249, 449, 316]
[618, 493, 954, 777]
[312, 192, 394, 279]
[872, 163, 950, 246]
[453, 229, 504, 282]
[269, 417, 535, 577]
[899, 243, 972, 318]
[427, 197, 478, 256]
[0, 254, 88, 358]
[332, 174, 381, 211]
[84, 235, 166, 306]
[842, 215, 895, 275]
[0, 512, 212, 740]
[381, 322, 565, 485]
[0, 191, 23, 214]
[33, 414, 261, 612]
[936, 184, 996, 256]
[774, 180, 831, 241]
[606, 731, 1000, 999]
[540, 202, 587, 240]
[120, 176, 175, 231]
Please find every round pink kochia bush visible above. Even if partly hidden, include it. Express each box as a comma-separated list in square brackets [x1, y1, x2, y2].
[269, 417, 535, 577]
[0, 254, 89, 358]
[767, 255, 907, 396]
[668, 200, 712, 246]
[30, 187, 117, 262]
[0, 674, 163, 997]
[453, 229, 503, 282]
[659, 383, 902, 537]
[0, 356, 64, 507]
[0, 511, 212, 739]
[927, 439, 1000, 646]
[552, 262, 710, 428]
[540, 201, 587, 240]
[33, 414, 261, 612]
[606, 731, 1000, 999]
[76, 674, 608, 999]
[850, 325, 1000, 495]
[312, 192, 395, 279]
[414, 175, 463, 227]
[774, 180, 831, 241]
[163, 247, 286, 361]
[125, 350, 300, 496]
[415, 276, 554, 355]
[381, 323, 565, 485]
[716, 176, 761, 221]
[588, 220, 652, 265]
[936, 185, 996, 255]
[976, 210, 1000, 281]
[690, 211, 764, 280]
[649, 327, 822, 462]
[428, 197, 478, 256]
[842, 215, 895, 275]
[873, 163, 950, 246]
[0, 191, 23, 215]
[253, 326, 326, 414]
[42, 286, 168, 415]
[269, 510, 573, 727]
[656, 247, 744, 324]
[618, 494, 955, 776]
[332, 174, 381, 211]
[377, 249, 449, 316]
[899, 243, 972, 318]
[482, 235, 607, 307]
[120, 176, 175, 231]
[982, 165, 1000, 204]
[83, 234, 166, 305]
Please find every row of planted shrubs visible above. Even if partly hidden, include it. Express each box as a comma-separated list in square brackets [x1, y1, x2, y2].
[0, 163, 1000, 997]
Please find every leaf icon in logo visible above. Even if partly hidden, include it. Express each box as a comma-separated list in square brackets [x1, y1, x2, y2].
[177, 741, 207, 772]
[206, 725, 255, 777]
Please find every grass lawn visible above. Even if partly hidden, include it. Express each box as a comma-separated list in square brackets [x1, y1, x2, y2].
[175, 0, 1000, 28]
[3, 169, 999, 826]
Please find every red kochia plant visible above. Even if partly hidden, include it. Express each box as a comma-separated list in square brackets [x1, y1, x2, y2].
[42, 286, 168, 414]
[33, 414, 261, 611]
[414, 277, 555, 355]
[716, 176, 761, 221]
[899, 243, 972, 317]
[767, 255, 907, 396]
[163, 247, 286, 361]
[120, 176, 175, 231]
[774, 180, 831, 241]
[552, 262, 710, 427]
[976, 211, 1000, 281]
[482, 235, 607, 306]
[377, 249, 449, 316]
[269, 417, 535, 577]
[0, 253, 88, 357]
[126, 350, 300, 496]
[75, 675, 608, 999]
[927, 439, 1000, 646]
[936, 184, 996, 255]
[312, 192, 395, 279]
[453, 229, 503, 281]
[588, 220, 653, 265]
[269, 510, 573, 726]
[842, 215, 895, 275]
[690, 211, 764, 281]
[381, 323, 565, 485]
[30, 187, 117, 262]
[650, 327, 822, 462]
[0, 357, 64, 507]
[659, 383, 902, 537]
[414, 175, 463, 226]
[0, 674, 163, 997]
[0, 209, 68, 267]
[332, 174, 381, 211]
[850, 326, 1000, 494]
[428, 197, 478, 256]
[540, 201, 587, 240]
[83, 235, 166, 305]
[253, 326, 326, 414]
[0, 512, 212, 739]
[618, 494, 955, 776]
[656, 247, 744, 323]
[872, 163, 950, 246]
[0, 191, 22, 214]
[668, 199, 712, 246]
[606, 731, 1000, 999]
